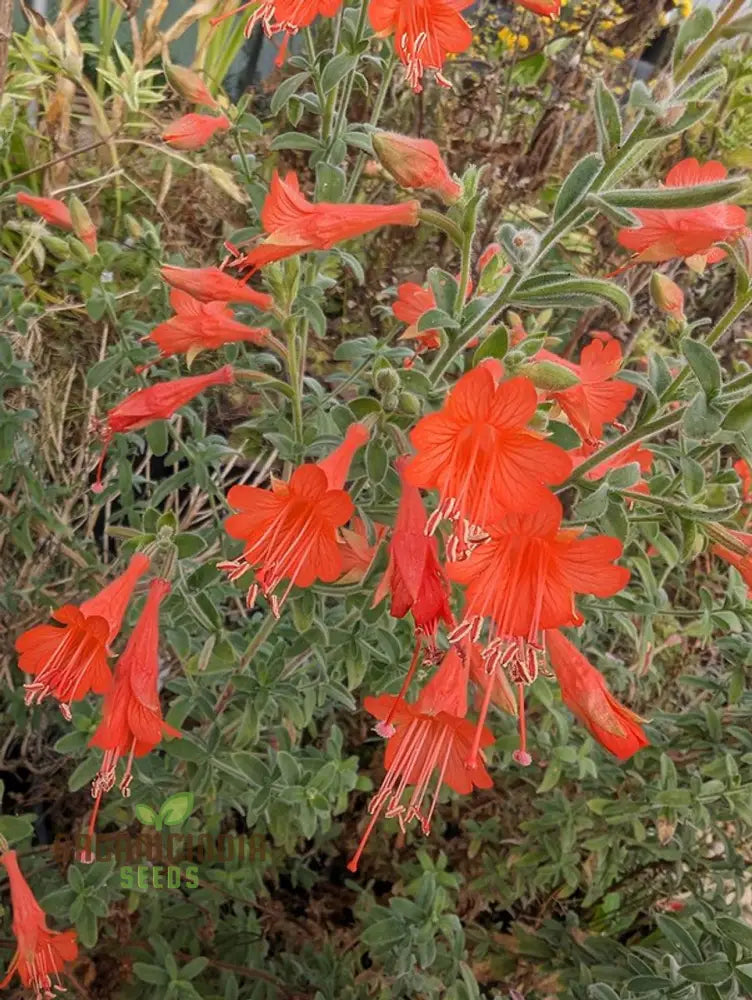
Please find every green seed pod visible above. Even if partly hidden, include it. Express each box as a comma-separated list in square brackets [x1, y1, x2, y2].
[381, 391, 400, 412]
[398, 391, 421, 415]
[373, 367, 401, 394]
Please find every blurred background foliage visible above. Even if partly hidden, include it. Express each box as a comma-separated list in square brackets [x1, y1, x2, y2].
[1, 1, 752, 999]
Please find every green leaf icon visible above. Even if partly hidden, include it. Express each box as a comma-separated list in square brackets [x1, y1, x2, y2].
[135, 804, 158, 827]
[159, 792, 194, 828]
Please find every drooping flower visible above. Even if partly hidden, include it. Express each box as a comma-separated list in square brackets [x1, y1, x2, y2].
[221, 424, 369, 616]
[161, 112, 231, 150]
[233, 171, 420, 272]
[616, 159, 748, 272]
[15, 553, 150, 718]
[541, 337, 635, 445]
[546, 628, 649, 759]
[337, 517, 387, 585]
[405, 363, 572, 550]
[712, 530, 752, 595]
[447, 494, 629, 764]
[650, 271, 685, 321]
[347, 646, 493, 871]
[93, 366, 235, 492]
[142, 289, 269, 366]
[734, 458, 752, 503]
[368, 0, 473, 92]
[372, 456, 452, 641]
[16, 192, 72, 231]
[0, 850, 78, 998]
[393, 282, 441, 352]
[513, 0, 560, 16]
[160, 265, 274, 310]
[372, 132, 461, 203]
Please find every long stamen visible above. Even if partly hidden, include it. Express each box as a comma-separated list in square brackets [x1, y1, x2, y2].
[466, 668, 494, 770]
[512, 683, 532, 766]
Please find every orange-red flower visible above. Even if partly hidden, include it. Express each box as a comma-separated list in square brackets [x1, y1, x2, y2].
[211, 0, 341, 42]
[546, 628, 649, 759]
[94, 366, 235, 492]
[478, 242, 501, 273]
[142, 289, 269, 365]
[89, 578, 180, 803]
[161, 112, 231, 150]
[0, 850, 78, 998]
[734, 458, 752, 503]
[16, 192, 73, 231]
[541, 337, 635, 445]
[372, 132, 461, 202]
[160, 265, 274, 310]
[234, 171, 420, 272]
[347, 646, 493, 871]
[221, 424, 369, 615]
[513, 0, 560, 15]
[712, 530, 752, 595]
[393, 282, 441, 352]
[373, 457, 452, 641]
[447, 494, 629, 764]
[15, 553, 150, 718]
[368, 0, 473, 92]
[337, 517, 386, 584]
[617, 159, 748, 271]
[405, 363, 572, 548]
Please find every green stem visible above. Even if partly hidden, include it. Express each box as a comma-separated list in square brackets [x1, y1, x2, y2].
[330, 0, 369, 146]
[418, 208, 464, 246]
[305, 29, 328, 141]
[661, 289, 752, 404]
[344, 49, 397, 201]
[285, 318, 304, 446]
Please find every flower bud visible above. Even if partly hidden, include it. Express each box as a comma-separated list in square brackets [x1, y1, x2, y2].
[650, 271, 685, 321]
[398, 391, 421, 415]
[124, 214, 144, 240]
[373, 367, 401, 393]
[68, 196, 97, 253]
[518, 359, 581, 390]
[381, 391, 400, 412]
[40, 235, 71, 259]
[372, 131, 461, 204]
[163, 60, 218, 109]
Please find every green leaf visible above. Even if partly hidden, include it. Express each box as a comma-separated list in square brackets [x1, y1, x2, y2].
[320, 53, 358, 93]
[656, 914, 703, 962]
[175, 532, 207, 558]
[554, 153, 603, 221]
[512, 275, 632, 320]
[537, 759, 561, 793]
[159, 791, 195, 827]
[68, 755, 101, 792]
[270, 132, 320, 152]
[270, 72, 309, 115]
[723, 396, 752, 433]
[145, 419, 169, 457]
[682, 392, 723, 439]
[593, 78, 622, 155]
[473, 325, 509, 365]
[134, 803, 158, 827]
[0, 814, 34, 844]
[417, 308, 458, 332]
[365, 439, 388, 483]
[510, 51, 547, 85]
[588, 986, 621, 1000]
[673, 4, 715, 68]
[315, 162, 345, 202]
[716, 916, 752, 951]
[182, 957, 209, 980]
[681, 339, 721, 399]
[678, 957, 732, 984]
[133, 963, 170, 985]
[600, 177, 746, 210]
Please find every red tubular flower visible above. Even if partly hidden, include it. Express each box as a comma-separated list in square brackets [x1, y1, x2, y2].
[513, 0, 560, 15]
[16, 192, 73, 231]
[712, 531, 752, 595]
[160, 265, 274, 310]
[368, 0, 473, 92]
[546, 628, 649, 759]
[89, 579, 179, 796]
[15, 553, 150, 718]
[447, 494, 629, 765]
[372, 132, 461, 203]
[347, 646, 493, 872]
[94, 366, 234, 492]
[734, 458, 752, 503]
[542, 337, 635, 445]
[161, 112, 231, 150]
[142, 289, 269, 365]
[617, 159, 749, 271]
[372, 456, 452, 642]
[221, 424, 369, 616]
[210, 0, 341, 47]
[394, 282, 441, 352]
[0, 850, 78, 998]
[405, 363, 572, 553]
[235, 171, 420, 272]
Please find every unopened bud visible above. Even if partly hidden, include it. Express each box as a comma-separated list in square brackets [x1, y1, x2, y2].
[381, 391, 400, 412]
[519, 359, 580, 390]
[373, 367, 401, 393]
[69, 196, 97, 253]
[498, 224, 539, 267]
[68, 237, 91, 263]
[372, 131, 461, 204]
[163, 60, 218, 109]
[124, 214, 144, 240]
[650, 271, 685, 321]
[40, 235, 71, 259]
[398, 391, 421, 415]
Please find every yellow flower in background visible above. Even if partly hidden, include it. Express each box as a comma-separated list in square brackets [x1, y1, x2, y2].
[611, 46, 626, 59]
[497, 27, 530, 50]
[679, 0, 692, 16]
